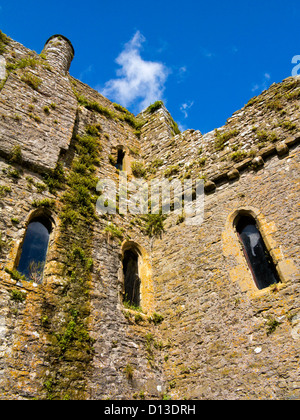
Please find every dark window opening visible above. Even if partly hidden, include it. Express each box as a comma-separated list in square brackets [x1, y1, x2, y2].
[123, 249, 141, 307]
[116, 149, 126, 171]
[17, 216, 51, 283]
[236, 215, 280, 290]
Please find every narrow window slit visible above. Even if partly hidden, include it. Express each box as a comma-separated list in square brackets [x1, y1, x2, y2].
[116, 149, 126, 171]
[123, 249, 141, 307]
[236, 215, 280, 290]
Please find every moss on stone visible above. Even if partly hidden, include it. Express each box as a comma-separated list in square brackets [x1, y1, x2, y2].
[42, 125, 101, 400]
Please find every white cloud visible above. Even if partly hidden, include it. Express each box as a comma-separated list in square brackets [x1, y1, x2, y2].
[252, 73, 271, 93]
[79, 64, 93, 82]
[200, 47, 215, 59]
[177, 66, 188, 84]
[101, 31, 170, 112]
[178, 122, 188, 132]
[180, 101, 194, 118]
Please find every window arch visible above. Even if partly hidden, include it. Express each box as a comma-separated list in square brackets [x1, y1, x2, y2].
[121, 241, 154, 313]
[123, 248, 141, 307]
[17, 214, 52, 283]
[235, 214, 280, 290]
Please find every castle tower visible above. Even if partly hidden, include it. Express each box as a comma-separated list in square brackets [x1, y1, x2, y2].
[42, 34, 75, 75]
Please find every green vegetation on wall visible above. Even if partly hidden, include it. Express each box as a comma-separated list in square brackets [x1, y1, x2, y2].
[42, 125, 101, 400]
[0, 30, 9, 55]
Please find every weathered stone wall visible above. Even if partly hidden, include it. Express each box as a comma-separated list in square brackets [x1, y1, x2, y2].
[138, 77, 300, 194]
[151, 146, 300, 400]
[42, 35, 74, 75]
[0, 32, 299, 400]
[0, 36, 77, 172]
[0, 159, 57, 398]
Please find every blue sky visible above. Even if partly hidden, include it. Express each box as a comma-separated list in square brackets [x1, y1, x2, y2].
[0, 0, 299, 133]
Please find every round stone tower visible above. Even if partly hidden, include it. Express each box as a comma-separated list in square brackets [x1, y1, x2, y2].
[42, 35, 75, 75]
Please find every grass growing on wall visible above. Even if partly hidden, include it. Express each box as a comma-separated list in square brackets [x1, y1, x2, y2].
[42, 126, 101, 400]
[72, 86, 144, 132]
[0, 30, 9, 55]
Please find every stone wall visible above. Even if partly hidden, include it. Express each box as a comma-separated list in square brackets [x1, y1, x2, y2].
[0, 32, 299, 400]
[0, 37, 78, 172]
[138, 78, 300, 194]
[42, 35, 74, 75]
[151, 146, 300, 399]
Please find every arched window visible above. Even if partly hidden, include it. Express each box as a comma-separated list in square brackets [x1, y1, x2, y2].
[123, 248, 141, 307]
[236, 215, 280, 290]
[17, 215, 52, 283]
[116, 148, 126, 171]
[121, 241, 154, 313]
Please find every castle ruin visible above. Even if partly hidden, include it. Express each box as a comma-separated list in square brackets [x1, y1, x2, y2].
[0, 32, 299, 400]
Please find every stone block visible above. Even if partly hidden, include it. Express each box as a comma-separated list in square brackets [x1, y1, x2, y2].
[276, 142, 289, 157]
[227, 169, 240, 180]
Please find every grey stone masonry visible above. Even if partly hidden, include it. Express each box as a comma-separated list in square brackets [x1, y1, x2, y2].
[42, 35, 75, 75]
[0, 36, 77, 172]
